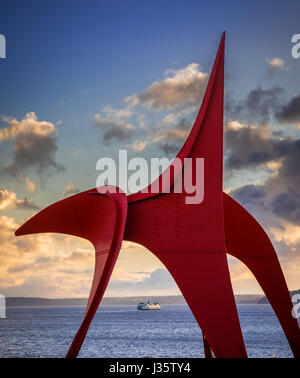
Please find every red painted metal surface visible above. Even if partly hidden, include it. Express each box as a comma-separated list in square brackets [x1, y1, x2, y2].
[15, 33, 300, 358]
[15, 187, 128, 358]
[223, 193, 300, 357]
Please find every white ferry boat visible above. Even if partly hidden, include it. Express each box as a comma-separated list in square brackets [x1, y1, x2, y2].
[137, 301, 160, 310]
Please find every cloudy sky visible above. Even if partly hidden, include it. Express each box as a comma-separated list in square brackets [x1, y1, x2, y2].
[0, 0, 300, 298]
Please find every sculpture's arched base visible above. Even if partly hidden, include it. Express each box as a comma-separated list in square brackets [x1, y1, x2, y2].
[124, 195, 247, 358]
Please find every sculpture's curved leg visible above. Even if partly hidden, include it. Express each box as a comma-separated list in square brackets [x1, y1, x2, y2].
[15, 187, 128, 358]
[157, 250, 247, 358]
[223, 193, 300, 357]
[203, 334, 213, 358]
[124, 195, 247, 358]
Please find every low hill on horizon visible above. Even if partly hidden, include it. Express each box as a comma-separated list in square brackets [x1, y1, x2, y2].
[4, 290, 298, 307]
[5, 294, 263, 307]
[258, 289, 300, 304]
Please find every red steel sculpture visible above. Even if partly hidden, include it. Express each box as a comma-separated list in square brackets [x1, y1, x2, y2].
[15, 33, 300, 358]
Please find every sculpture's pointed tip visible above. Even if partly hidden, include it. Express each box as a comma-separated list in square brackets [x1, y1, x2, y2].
[218, 32, 225, 56]
[15, 224, 26, 236]
[221, 31, 225, 44]
[15, 225, 23, 236]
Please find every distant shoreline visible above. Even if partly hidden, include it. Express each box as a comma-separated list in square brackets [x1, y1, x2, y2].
[4, 290, 298, 307]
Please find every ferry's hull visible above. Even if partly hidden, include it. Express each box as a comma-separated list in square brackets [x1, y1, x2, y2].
[137, 304, 160, 310]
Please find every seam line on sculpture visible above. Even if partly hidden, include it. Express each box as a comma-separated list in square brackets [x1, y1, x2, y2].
[96, 249, 110, 256]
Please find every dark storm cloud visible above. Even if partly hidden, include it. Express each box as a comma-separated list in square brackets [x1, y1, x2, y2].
[224, 123, 300, 172]
[94, 118, 134, 144]
[275, 94, 300, 125]
[154, 118, 191, 154]
[103, 126, 133, 144]
[4, 132, 64, 176]
[225, 126, 277, 170]
[226, 128, 300, 225]
[271, 190, 300, 225]
[271, 139, 300, 189]
[0, 113, 64, 177]
[15, 197, 40, 211]
[159, 142, 180, 155]
[227, 86, 283, 126]
[230, 184, 266, 206]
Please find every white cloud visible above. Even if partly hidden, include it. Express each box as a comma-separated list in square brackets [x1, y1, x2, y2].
[131, 140, 149, 152]
[266, 57, 285, 77]
[270, 221, 300, 246]
[124, 63, 208, 110]
[0, 189, 38, 211]
[101, 104, 133, 119]
[0, 189, 19, 210]
[0, 112, 55, 141]
[25, 176, 36, 193]
[62, 182, 79, 197]
[225, 120, 245, 131]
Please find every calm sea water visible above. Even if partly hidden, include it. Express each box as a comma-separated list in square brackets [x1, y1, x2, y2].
[0, 304, 296, 358]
